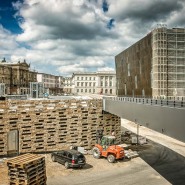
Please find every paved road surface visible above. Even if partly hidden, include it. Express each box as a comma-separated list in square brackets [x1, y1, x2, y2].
[122, 119, 185, 185]
[139, 141, 185, 185]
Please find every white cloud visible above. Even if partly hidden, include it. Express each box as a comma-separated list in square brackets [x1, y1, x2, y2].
[0, 26, 21, 60]
[1, 0, 185, 76]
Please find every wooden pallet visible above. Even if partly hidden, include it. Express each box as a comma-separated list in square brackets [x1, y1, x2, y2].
[7, 153, 46, 185]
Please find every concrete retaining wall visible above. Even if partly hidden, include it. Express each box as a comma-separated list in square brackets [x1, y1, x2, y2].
[104, 98, 185, 143]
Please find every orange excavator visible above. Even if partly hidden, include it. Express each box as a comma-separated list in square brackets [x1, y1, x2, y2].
[92, 135, 125, 163]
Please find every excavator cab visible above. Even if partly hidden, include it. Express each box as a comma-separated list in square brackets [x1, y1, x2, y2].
[93, 135, 125, 163]
[100, 136, 115, 150]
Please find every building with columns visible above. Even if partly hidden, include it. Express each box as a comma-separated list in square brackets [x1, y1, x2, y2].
[72, 71, 116, 96]
[0, 59, 37, 95]
[63, 77, 73, 94]
[96, 71, 116, 95]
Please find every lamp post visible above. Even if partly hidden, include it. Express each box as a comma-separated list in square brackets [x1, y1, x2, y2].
[135, 119, 139, 145]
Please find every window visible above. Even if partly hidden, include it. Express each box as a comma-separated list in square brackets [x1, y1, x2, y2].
[93, 82, 96, 87]
[109, 81, 112, 86]
[128, 63, 130, 76]
[81, 77, 83, 80]
[68, 153, 72, 159]
[77, 89, 79, 92]
[89, 82, 92, 86]
[93, 89, 95, 93]
[77, 77, 79, 80]
[105, 89, 108, 93]
[135, 75, 137, 89]
[110, 89, 112, 94]
[89, 89, 91, 93]
[142, 89, 145, 97]
[85, 82, 88, 87]
[81, 82, 84, 86]
[63, 152, 67, 157]
[85, 89, 87, 92]
[81, 89, 83, 92]
[139, 61, 142, 74]
[77, 82, 80, 86]
[90, 77, 91, 80]
[94, 77, 95, 80]
[85, 77, 87, 80]
[101, 81, 103, 86]
[124, 84, 127, 95]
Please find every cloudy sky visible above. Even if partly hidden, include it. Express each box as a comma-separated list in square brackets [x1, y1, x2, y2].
[0, 0, 185, 76]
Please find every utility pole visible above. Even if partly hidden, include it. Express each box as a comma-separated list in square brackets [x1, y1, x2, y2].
[135, 119, 139, 145]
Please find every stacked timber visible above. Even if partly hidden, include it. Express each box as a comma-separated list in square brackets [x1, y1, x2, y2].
[0, 99, 121, 156]
[6, 153, 46, 185]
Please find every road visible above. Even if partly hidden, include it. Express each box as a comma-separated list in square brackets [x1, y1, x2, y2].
[139, 141, 185, 185]
[122, 120, 185, 185]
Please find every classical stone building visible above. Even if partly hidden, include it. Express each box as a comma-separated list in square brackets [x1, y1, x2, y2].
[37, 73, 64, 95]
[63, 77, 73, 94]
[115, 26, 185, 98]
[0, 59, 37, 95]
[0, 59, 11, 94]
[72, 71, 116, 95]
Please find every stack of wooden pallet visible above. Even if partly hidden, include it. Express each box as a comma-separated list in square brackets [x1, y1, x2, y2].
[0, 99, 121, 156]
[6, 153, 46, 185]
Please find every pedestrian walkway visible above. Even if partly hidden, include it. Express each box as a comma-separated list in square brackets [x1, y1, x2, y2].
[121, 119, 185, 157]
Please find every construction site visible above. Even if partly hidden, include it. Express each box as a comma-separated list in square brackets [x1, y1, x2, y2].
[0, 25, 185, 185]
[0, 105, 185, 185]
[0, 97, 126, 185]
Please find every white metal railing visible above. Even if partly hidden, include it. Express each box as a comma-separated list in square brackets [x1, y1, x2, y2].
[103, 96, 185, 109]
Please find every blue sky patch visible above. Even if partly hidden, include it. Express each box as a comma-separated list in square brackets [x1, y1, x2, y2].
[0, 0, 23, 34]
[107, 18, 115, 29]
[102, 0, 109, 12]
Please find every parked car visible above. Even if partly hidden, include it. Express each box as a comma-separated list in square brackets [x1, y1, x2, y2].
[51, 150, 86, 169]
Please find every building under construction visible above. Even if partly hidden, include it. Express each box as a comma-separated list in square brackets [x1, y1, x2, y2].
[115, 25, 185, 98]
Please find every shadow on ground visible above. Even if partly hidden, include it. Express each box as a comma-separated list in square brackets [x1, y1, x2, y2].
[72, 163, 93, 170]
[139, 140, 185, 185]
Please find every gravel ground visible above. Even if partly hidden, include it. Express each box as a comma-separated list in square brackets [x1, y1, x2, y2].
[0, 149, 170, 185]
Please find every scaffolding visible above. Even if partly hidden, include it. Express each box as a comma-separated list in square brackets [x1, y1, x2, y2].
[152, 25, 185, 98]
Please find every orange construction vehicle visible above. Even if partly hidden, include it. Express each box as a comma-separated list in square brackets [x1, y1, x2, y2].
[92, 135, 125, 163]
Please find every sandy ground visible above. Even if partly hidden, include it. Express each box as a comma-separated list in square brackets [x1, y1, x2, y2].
[45, 153, 131, 177]
[0, 149, 171, 185]
[0, 153, 135, 185]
